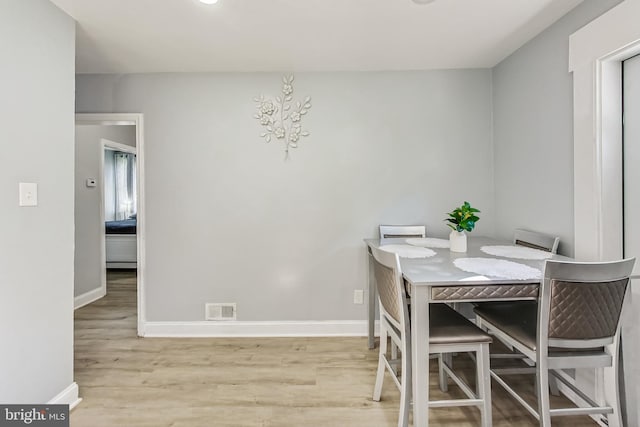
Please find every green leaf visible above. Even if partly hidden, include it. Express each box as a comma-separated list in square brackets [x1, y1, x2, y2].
[445, 201, 480, 232]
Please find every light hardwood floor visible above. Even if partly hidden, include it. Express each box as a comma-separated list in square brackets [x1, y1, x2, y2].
[72, 271, 597, 426]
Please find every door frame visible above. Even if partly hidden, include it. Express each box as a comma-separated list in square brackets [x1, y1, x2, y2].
[75, 113, 146, 336]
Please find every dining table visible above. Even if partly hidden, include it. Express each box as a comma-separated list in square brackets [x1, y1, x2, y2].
[364, 235, 570, 427]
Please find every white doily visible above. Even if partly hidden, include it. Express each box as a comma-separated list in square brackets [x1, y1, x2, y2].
[379, 245, 436, 259]
[480, 245, 552, 260]
[453, 257, 541, 280]
[405, 238, 450, 249]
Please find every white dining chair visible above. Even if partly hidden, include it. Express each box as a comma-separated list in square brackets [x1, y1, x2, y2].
[474, 229, 560, 306]
[476, 229, 562, 393]
[379, 225, 426, 239]
[513, 229, 560, 253]
[378, 224, 426, 360]
[370, 245, 493, 427]
[475, 258, 635, 427]
[475, 230, 560, 311]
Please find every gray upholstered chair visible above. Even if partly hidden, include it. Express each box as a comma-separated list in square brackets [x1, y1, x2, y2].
[370, 245, 493, 427]
[379, 225, 426, 239]
[474, 258, 635, 427]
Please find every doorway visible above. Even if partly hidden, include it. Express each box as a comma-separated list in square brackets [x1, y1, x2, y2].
[74, 114, 145, 336]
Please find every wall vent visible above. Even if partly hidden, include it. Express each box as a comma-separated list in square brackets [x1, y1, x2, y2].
[205, 303, 236, 321]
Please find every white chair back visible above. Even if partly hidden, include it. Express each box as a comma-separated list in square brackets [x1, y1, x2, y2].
[379, 225, 426, 239]
[513, 229, 560, 253]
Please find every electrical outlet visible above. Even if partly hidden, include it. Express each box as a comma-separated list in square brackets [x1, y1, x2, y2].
[353, 289, 364, 304]
[19, 182, 37, 207]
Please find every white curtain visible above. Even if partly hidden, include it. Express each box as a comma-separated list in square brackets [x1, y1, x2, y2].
[114, 152, 136, 220]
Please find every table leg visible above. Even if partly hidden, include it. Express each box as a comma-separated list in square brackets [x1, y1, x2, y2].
[412, 285, 430, 427]
[367, 251, 376, 349]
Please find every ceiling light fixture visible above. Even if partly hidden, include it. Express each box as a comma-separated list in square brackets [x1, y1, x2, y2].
[199, 0, 219, 4]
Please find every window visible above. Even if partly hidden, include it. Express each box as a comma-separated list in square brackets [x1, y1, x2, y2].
[106, 150, 136, 220]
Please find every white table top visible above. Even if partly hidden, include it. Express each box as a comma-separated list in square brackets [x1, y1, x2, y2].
[365, 236, 570, 287]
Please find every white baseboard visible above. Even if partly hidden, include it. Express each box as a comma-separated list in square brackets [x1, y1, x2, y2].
[74, 287, 106, 310]
[143, 320, 380, 338]
[48, 382, 82, 409]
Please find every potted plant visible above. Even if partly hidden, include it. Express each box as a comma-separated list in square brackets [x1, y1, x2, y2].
[445, 201, 480, 252]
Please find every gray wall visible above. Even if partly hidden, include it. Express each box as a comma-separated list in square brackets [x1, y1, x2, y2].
[492, 0, 622, 257]
[0, 0, 75, 402]
[75, 125, 136, 298]
[76, 71, 494, 321]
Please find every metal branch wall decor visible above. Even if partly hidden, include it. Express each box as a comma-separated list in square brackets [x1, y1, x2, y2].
[254, 75, 311, 159]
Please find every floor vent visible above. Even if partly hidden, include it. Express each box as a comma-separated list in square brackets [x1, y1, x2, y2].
[205, 303, 237, 321]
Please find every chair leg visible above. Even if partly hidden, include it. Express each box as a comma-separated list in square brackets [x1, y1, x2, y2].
[549, 375, 561, 397]
[438, 353, 448, 392]
[391, 341, 399, 374]
[536, 357, 551, 427]
[477, 343, 492, 427]
[609, 339, 624, 427]
[398, 329, 412, 427]
[373, 326, 388, 402]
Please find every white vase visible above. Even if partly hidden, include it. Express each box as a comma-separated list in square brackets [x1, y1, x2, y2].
[449, 230, 467, 252]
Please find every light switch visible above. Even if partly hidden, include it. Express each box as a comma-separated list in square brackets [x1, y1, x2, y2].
[19, 182, 38, 207]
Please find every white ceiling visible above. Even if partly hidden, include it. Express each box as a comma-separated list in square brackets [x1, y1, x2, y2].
[50, 0, 583, 74]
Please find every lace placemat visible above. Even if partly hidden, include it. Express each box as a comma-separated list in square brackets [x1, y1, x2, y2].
[453, 257, 541, 280]
[405, 237, 450, 249]
[480, 245, 552, 260]
[379, 245, 437, 259]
